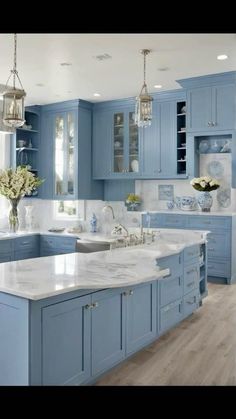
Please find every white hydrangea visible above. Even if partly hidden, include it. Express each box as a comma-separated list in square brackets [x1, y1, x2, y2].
[200, 181, 206, 188]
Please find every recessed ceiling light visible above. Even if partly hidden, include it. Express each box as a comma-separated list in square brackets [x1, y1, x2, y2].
[217, 54, 228, 60]
[67, 91, 72, 93]
[158, 67, 169, 71]
[93, 93, 101, 97]
[36, 83, 44, 87]
[94, 53, 112, 61]
[60, 62, 72, 66]
[154, 85, 162, 89]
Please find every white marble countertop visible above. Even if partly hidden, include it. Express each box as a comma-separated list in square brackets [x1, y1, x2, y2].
[0, 230, 207, 301]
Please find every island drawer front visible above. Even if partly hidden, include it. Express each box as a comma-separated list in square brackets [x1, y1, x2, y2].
[187, 216, 231, 230]
[0, 239, 14, 254]
[207, 232, 231, 258]
[159, 298, 183, 333]
[159, 276, 183, 307]
[207, 258, 230, 277]
[40, 235, 77, 251]
[183, 289, 200, 318]
[184, 262, 200, 294]
[14, 235, 39, 251]
[157, 253, 182, 280]
[184, 245, 200, 262]
[160, 214, 186, 228]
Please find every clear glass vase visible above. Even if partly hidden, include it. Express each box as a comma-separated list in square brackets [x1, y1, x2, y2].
[9, 198, 20, 233]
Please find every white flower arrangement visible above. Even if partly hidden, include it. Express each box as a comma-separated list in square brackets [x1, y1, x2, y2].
[0, 166, 44, 199]
[190, 176, 220, 192]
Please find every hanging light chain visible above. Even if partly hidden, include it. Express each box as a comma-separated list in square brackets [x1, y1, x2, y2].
[143, 50, 147, 85]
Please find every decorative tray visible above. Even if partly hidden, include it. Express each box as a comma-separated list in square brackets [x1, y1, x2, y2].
[48, 227, 65, 233]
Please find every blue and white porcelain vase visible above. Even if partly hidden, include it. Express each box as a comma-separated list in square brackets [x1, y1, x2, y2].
[197, 191, 213, 212]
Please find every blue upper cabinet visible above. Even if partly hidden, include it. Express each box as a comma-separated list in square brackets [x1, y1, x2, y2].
[93, 99, 140, 179]
[140, 91, 187, 179]
[177, 72, 236, 133]
[11, 105, 41, 198]
[39, 100, 103, 200]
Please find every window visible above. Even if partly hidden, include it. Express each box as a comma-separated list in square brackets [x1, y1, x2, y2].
[53, 200, 85, 220]
[0, 133, 11, 219]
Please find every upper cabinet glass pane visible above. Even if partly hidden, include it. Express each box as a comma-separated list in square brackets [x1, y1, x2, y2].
[129, 111, 139, 173]
[54, 112, 75, 196]
[113, 112, 124, 173]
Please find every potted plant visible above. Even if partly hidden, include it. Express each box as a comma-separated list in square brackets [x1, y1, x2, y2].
[0, 166, 44, 232]
[190, 176, 220, 212]
[125, 193, 141, 211]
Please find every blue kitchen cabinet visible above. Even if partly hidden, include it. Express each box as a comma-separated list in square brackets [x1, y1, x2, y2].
[39, 100, 103, 200]
[126, 281, 156, 355]
[0, 239, 14, 263]
[142, 212, 235, 285]
[93, 99, 140, 179]
[186, 85, 235, 132]
[42, 294, 91, 385]
[177, 72, 236, 132]
[40, 235, 78, 256]
[91, 289, 126, 377]
[93, 108, 112, 179]
[14, 235, 40, 260]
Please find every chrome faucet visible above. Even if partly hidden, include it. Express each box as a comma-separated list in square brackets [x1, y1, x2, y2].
[102, 204, 115, 219]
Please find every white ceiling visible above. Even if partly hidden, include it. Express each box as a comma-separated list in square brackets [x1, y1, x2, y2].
[0, 33, 235, 106]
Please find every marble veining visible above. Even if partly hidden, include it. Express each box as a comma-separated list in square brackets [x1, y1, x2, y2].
[0, 230, 207, 301]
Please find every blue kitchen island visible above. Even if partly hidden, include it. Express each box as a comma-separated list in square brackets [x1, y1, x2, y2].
[0, 229, 208, 385]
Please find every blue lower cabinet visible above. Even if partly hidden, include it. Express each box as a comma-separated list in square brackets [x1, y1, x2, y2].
[183, 289, 200, 318]
[159, 275, 183, 307]
[40, 235, 78, 256]
[42, 295, 91, 385]
[184, 262, 200, 294]
[159, 298, 183, 333]
[14, 235, 40, 260]
[91, 289, 125, 377]
[0, 239, 14, 263]
[126, 281, 156, 355]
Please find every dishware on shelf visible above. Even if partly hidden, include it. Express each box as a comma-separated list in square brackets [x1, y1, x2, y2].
[166, 200, 175, 210]
[17, 140, 26, 148]
[210, 141, 221, 153]
[180, 105, 186, 113]
[114, 141, 121, 148]
[199, 140, 209, 153]
[220, 140, 231, 153]
[181, 143, 186, 147]
[131, 159, 139, 172]
[178, 196, 197, 211]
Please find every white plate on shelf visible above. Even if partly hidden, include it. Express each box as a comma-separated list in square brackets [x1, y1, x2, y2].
[131, 159, 139, 172]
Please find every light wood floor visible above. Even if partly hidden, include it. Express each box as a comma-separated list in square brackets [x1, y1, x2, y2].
[96, 283, 236, 385]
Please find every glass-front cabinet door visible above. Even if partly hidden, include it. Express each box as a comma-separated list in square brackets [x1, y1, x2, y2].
[112, 109, 139, 176]
[54, 111, 76, 198]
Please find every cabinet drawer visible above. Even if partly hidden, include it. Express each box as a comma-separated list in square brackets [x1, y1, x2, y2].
[207, 232, 230, 258]
[40, 235, 77, 251]
[183, 289, 199, 318]
[159, 276, 183, 307]
[161, 214, 185, 228]
[14, 235, 39, 251]
[208, 258, 230, 277]
[184, 262, 199, 294]
[187, 216, 231, 230]
[159, 299, 183, 333]
[157, 253, 182, 280]
[0, 239, 13, 254]
[184, 245, 200, 262]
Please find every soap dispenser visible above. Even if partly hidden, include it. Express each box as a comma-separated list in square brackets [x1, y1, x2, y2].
[90, 213, 97, 233]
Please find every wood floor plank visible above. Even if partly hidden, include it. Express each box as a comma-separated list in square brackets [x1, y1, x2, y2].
[96, 283, 236, 386]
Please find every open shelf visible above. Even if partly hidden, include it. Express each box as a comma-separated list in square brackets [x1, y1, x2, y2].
[177, 101, 187, 176]
[16, 147, 38, 152]
[17, 128, 38, 133]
